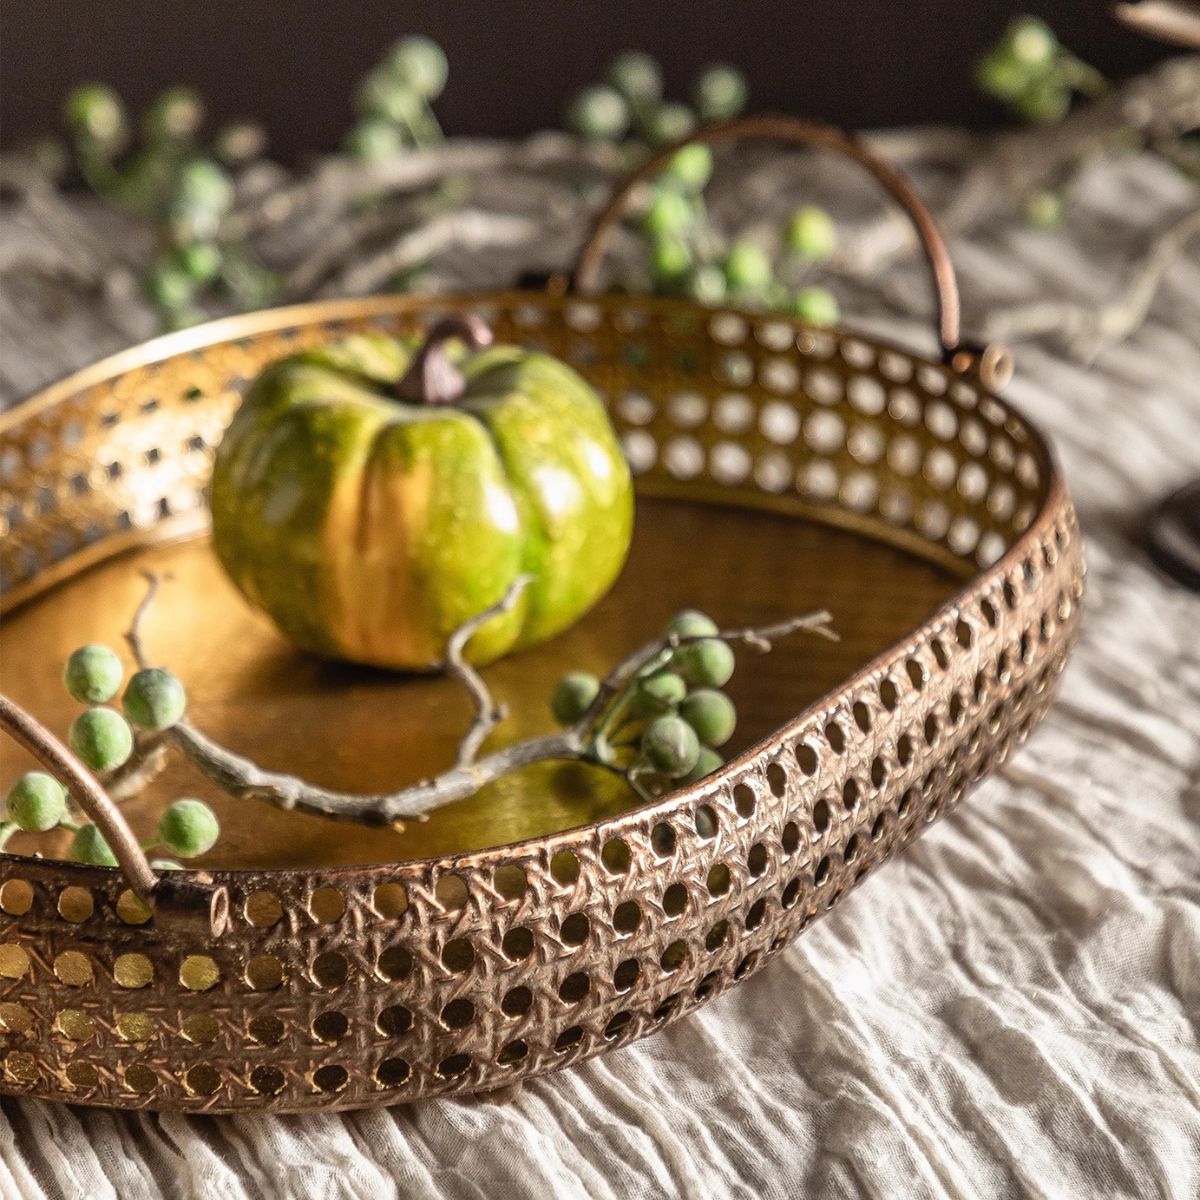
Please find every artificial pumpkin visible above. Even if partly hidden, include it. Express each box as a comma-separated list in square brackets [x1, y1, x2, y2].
[209, 314, 633, 669]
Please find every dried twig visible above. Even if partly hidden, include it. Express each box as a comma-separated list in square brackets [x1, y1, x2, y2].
[120, 574, 835, 827]
[977, 206, 1200, 358]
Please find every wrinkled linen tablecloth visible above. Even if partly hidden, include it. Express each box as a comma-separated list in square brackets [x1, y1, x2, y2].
[0, 146, 1197, 1200]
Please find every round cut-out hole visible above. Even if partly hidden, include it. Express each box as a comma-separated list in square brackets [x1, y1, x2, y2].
[558, 972, 590, 1004]
[0, 1003, 33, 1034]
[124, 1065, 157, 1094]
[555, 1026, 583, 1052]
[766, 762, 787, 797]
[116, 1013, 154, 1043]
[706, 919, 729, 951]
[601, 840, 631, 874]
[651, 823, 678, 856]
[782, 877, 801, 908]
[604, 1011, 632, 1039]
[66, 1062, 98, 1090]
[695, 805, 718, 839]
[825, 722, 845, 754]
[853, 701, 872, 733]
[377, 944, 412, 982]
[441, 939, 474, 973]
[613, 958, 641, 991]
[55, 1009, 94, 1040]
[377, 1005, 413, 1037]
[377, 1058, 410, 1086]
[372, 882, 408, 918]
[502, 986, 532, 1017]
[184, 1013, 221, 1044]
[706, 863, 731, 896]
[441, 999, 475, 1029]
[312, 951, 349, 989]
[733, 784, 756, 818]
[662, 883, 688, 916]
[186, 1064, 221, 1097]
[550, 851, 580, 885]
[812, 798, 831, 833]
[312, 1011, 349, 1043]
[660, 940, 687, 973]
[782, 821, 800, 854]
[112, 950, 150, 988]
[499, 1039, 529, 1065]
[745, 897, 768, 930]
[314, 1064, 348, 1093]
[244, 889, 283, 928]
[435, 874, 468, 911]
[251, 1065, 286, 1096]
[747, 844, 768, 877]
[308, 887, 345, 924]
[178, 954, 216, 991]
[0, 880, 33, 917]
[815, 856, 831, 885]
[502, 926, 534, 960]
[842, 779, 860, 811]
[53, 950, 93, 986]
[795, 743, 818, 775]
[613, 900, 642, 934]
[492, 863, 527, 900]
[57, 887, 93, 924]
[560, 912, 589, 947]
[245, 954, 284, 991]
[247, 1013, 284, 1045]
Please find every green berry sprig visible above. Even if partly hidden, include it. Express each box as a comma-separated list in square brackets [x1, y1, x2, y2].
[976, 16, 1107, 125]
[548, 608, 744, 798]
[347, 34, 448, 161]
[0, 643, 219, 868]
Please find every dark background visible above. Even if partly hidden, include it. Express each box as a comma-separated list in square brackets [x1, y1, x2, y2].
[1, 2, 1168, 160]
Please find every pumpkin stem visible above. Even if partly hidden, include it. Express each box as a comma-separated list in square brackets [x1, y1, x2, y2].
[396, 313, 493, 405]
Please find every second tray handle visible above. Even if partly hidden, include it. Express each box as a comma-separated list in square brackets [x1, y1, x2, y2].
[567, 114, 1011, 389]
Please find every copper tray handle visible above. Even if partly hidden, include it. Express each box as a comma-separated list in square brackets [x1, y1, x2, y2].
[568, 114, 1012, 387]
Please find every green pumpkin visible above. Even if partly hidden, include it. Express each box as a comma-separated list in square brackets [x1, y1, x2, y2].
[210, 316, 633, 669]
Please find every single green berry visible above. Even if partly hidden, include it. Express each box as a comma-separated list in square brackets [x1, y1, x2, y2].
[666, 610, 719, 639]
[71, 824, 118, 867]
[650, 235, 692, 288]
[687, 264, 728, 306]
[551, 672, 600, 725]
[142, 262, 197, 312]
[356, 70, 424, 125]
[63, 83, 127, 148]
[173, 241, 222, 284]
[1016, 78, 1071, 123]
[150, 858, 184, 871]
[792, 285, 840, 327]
[175, 158, 234, 214]
[608, 50, 663, 106]
[643, 102, 697, 147]
[976, 50, 1030, 101]
[639, 670, 688, 707]
[214, 120, 267, 164]
[388, 35, 449, 99]
[672, 639, 735, 688]
[566, 85, 630, 142]
[122, 667, 187, 731]
[168, 158, 234, 241]
[682, 746, 723, 784]
[5, 772, 68, 833]
[692, 64, 748, 121]
[1002, 17, 1058, 70]
[1025, 190, 1065, 229]
[157, 798, 220, 859]
[643, 187, 694, 237]
[142, 85, 205, 143]
[662, 144, 713, 193]
[680, 688, 737, 748]
[786, 205, 837, 260]
[641, 715, 701, 778]
[724, 239, 773, 295]
[68, 707, 133, 772]
[63, 644, 124, 704]
[346, 117, 406, 162]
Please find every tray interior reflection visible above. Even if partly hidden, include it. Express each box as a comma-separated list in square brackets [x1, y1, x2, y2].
[0, 495, 961, 867]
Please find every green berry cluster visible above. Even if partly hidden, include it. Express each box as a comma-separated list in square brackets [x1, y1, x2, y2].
[976, 16, 1106, 125]
[1, 644, 218, 870]
[54, 81, 276, 330]
[550, 609, 739, 793]
[347, 35, 448, 162]
[566, 53, 747, 147]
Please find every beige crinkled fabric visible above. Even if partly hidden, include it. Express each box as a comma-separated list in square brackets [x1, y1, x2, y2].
[0, 149, 1198, 1200]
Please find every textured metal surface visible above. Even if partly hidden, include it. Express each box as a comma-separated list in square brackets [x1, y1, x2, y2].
[0, 291, 1084, 1113]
